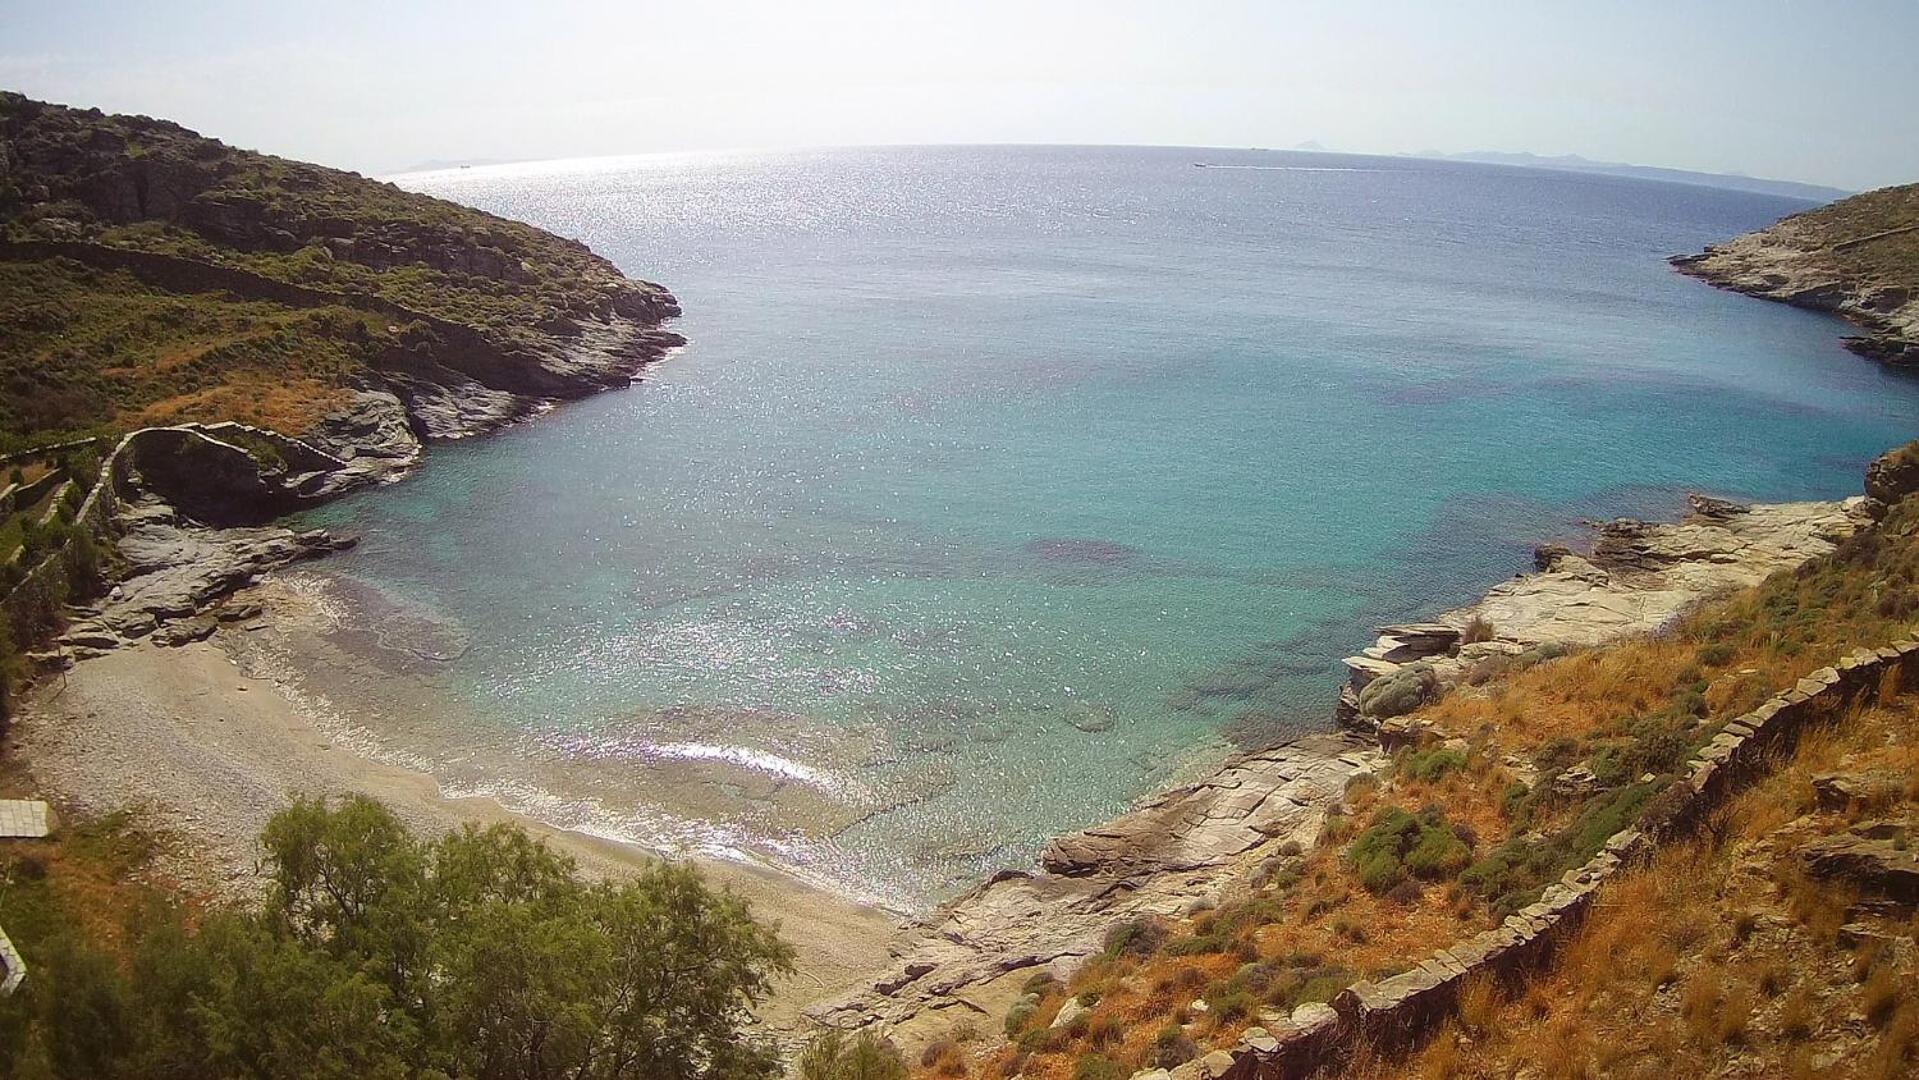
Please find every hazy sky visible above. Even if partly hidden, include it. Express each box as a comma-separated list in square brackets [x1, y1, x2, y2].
[3, 1, 1915, 190]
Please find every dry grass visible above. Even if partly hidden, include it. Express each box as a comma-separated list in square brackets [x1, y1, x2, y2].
[923, 503, 1919, 1080]
[1355, 695, 1919, 1078]
[129, 374, 352, 436]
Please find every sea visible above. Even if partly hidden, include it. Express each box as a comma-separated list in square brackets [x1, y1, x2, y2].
[283, 145, 1919, 910]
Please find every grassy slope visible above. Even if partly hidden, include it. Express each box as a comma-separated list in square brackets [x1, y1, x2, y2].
[0, 92, 671, 447]
[1377, 696, 1917, 1080]
[1752, 184, 1919, 292]
[929, 493, 1919, 1080]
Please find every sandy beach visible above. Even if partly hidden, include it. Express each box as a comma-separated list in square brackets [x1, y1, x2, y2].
[12, 602, 898, 1032]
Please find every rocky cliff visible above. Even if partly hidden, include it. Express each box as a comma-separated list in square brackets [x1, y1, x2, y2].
[1673, 182, 1919, 365]
[0, 92, 683, 464]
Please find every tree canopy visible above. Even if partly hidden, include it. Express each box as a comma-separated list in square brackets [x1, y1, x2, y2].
[0, 796, 794, 1080]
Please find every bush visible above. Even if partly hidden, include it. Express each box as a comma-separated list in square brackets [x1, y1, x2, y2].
[1102, 917, 1166, 959]
[1460, 616, 1496, 644]
[0, 796, 795, 1080]
[1398, 745, 1467, 782]
[1152, 1025, 1198, 1067]
[1072, 1054, 1128, 1080]
[799, 1030, 908, 1080]
[1356, 663, 1438, 719]
[1003, 997, 1038, 1036]
[1347, 805, 1470, 893]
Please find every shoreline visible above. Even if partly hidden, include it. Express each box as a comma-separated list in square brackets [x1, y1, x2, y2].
[14, 630, 896, 1032]
[13, 476, 1875, 1047]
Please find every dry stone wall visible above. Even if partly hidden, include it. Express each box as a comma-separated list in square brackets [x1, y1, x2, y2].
[1199, 636, 1919, 1080]
[0, 423, 351, 646]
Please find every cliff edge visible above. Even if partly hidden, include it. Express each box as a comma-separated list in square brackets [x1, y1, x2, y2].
[0, 92, 683, 467]
[1673, 182, 1919, 365]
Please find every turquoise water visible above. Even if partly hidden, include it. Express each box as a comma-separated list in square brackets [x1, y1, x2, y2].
[297, 147, 1919, 908]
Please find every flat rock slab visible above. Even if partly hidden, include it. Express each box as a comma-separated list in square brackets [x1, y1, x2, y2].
[0, 923, 24, 995]
[0, 799, 51, 838]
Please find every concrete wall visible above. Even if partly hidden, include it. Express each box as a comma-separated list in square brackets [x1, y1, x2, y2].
[1215, 636, 1919, 1079]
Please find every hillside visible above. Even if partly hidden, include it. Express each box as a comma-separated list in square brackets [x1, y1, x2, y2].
[870, 462, 1916, 1079]
[0, 92, 682, 459]
[1674, 182, 1919, 366]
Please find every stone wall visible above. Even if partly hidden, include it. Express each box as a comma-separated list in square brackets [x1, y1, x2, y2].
[0, 423, 345, 647]
[0, 468, 71, 518]
[0, 436, 102, 471]
[1207, 636, 1919, 1080]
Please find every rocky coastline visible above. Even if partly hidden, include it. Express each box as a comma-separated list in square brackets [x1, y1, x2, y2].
[1671, 182, 1919, 365]
[803, 488, 1871, 1048]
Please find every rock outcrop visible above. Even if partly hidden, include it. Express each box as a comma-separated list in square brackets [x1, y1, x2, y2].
[40, 426, 361, 654]
[1799, 830, 1919, 904]
[1672, 182, 1919, 366]
[805, 735, 1384, 1046]
[1338, 495, 1870, 730]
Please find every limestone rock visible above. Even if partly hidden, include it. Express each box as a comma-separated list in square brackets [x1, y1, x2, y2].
[1454, 498, 1868, 649]
[1800, 833, 1919, 903]
[307, 389, 422, 478]
[1865, 445, 1919, 507]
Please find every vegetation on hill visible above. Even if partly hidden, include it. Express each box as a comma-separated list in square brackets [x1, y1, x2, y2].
[0, 92, 677, 447]
[0, 796, 794, 1080]
[920, 462, 1919, 1079]
[1756, 183, 1919, 297]
[1376, 693, 1917, 1080]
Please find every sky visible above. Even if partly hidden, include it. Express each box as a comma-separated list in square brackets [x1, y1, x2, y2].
[2, 1, 1916, 191]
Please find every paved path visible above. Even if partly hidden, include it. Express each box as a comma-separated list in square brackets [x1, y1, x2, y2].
[0, 799, 50, 838]
[0, 924, 22, 994]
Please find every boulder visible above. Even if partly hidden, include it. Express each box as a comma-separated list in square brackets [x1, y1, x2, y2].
[1686, 492, 1749, 519]
[1355, 663, 1437, 720]
[1812, 772, 1897, 811]
[1800, 833, 1919, 903]
[1865, 443, 1919, 507]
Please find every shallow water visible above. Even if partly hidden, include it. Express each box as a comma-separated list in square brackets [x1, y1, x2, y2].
[292, 146, 1919, 908]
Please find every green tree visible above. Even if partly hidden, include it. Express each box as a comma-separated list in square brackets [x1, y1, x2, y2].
[795, 1030, 908, 1080]
[0, 796, 794, 1080]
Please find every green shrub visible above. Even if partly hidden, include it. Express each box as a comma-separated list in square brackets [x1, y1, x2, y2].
[1204, 988, 1257, 1023]
[1004, 997, 1039, 1036]
[1152, 1025, 1198, 1067]
[1165, 932, 1228, 957]
[1399, 745, 1467, 782]
[1347, 805, 1470, 893]
[797, 1030, 908, 1080]
[1102, 917, 1166, 959]
[1072, 1054, 1128, 1080]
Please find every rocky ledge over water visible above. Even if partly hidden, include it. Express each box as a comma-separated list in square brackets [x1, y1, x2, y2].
[0, 92, 683, 467]
[1672, 181, 1919, 365]
[1339, 493, 1872, 733]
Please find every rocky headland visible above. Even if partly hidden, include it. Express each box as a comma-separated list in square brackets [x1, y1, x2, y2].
[1, 92, 689, 662]
[0, 92, 684, 466]
[1673, 182, 1919, 365]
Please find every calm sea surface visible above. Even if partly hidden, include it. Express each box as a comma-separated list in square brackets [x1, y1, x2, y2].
[290, 146, 1919, 908]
